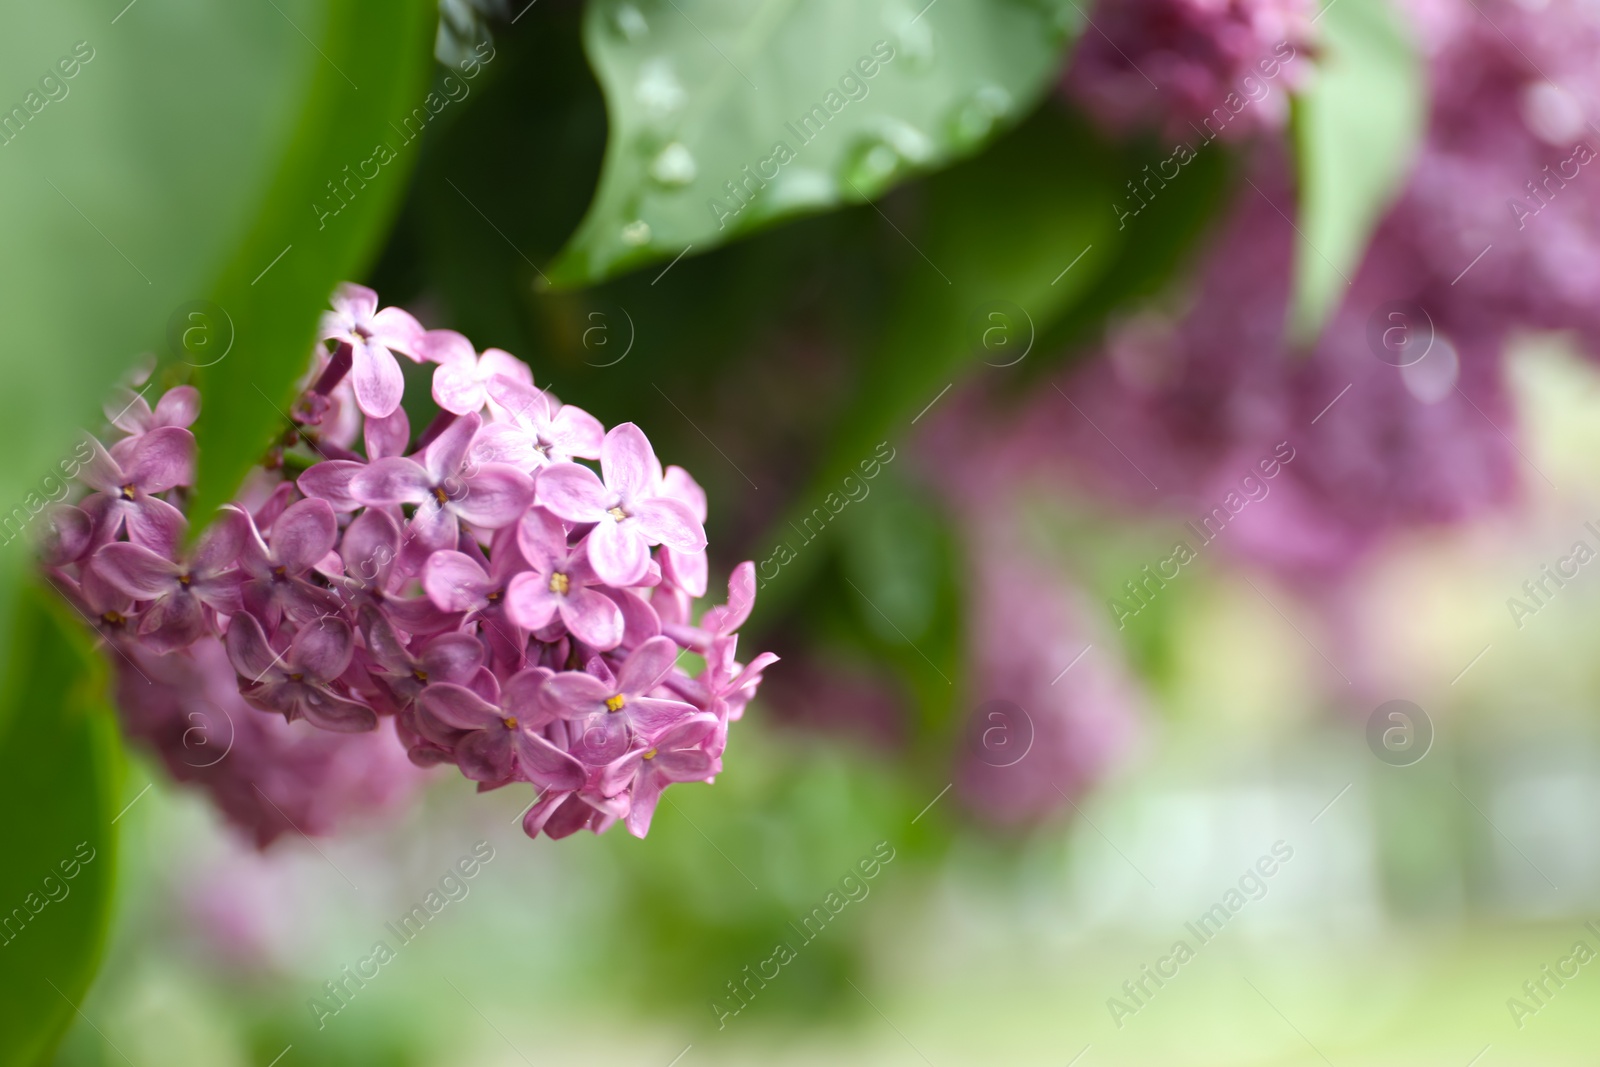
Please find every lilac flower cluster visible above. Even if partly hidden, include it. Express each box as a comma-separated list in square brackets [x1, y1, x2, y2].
[1061, 0, 1315, 139]
[46, 283, 774, 843]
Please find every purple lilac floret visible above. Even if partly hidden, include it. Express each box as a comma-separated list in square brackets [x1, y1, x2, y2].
[45, 284, 775, 845]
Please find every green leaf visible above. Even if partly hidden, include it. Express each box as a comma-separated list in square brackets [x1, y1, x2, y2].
[1288, 0, 1425, 344]
[0, 586, 122, 1067]
[750, 106, 1127, 626]
[547, 0, 1081, 286]
[191, 0, 441, 520]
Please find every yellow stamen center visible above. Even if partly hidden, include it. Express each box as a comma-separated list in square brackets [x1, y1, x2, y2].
[607, 506, 627, 522]
[501, 716, 518, 730]
[288, 672, 304, 683]
[118, 484, 137, 500]
[432, 485, 450, 505]
[605, 694, 626, 713]
[548, 572, 570, 595]
[642, 748, 658, 760]
[412, 669, 428, 684]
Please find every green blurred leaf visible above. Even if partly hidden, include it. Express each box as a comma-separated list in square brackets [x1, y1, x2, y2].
[191, 0, 440, 520]
[0, 586, 122, 1067]
[751, 106, 1126, 626]
[547, 0, 1080, 286]
[1288, 0, 1424, 344]
[837, 469, 943, 646]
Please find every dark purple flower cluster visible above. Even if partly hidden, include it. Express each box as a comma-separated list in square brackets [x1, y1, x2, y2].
[1061, 0, 1315, 140]
[46, 284, 774, 842]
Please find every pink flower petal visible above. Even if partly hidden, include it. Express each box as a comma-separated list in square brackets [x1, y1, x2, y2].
[224, 611, 279, 679]
[297, 460, 366, 512]
[270, 498, 339, 573]
[505, 572, 559, 631]
[152, 385, 200, 428]
[298, 688, 379, 733]
[418, 682, 502, 730]
[331, 282, 379, 323]
[456, 729, 513, 782]
[371, 305, 425, 360]
[617, 635, 680, 695]
[560, 585, 625, 651]
[423, 412, 479, 485]
[432, 362, 486, 415]
[586, 518, 649, 587]
[550, 405, 604, 459]
[127, 426, 196, 492]
[535, 463, 610, 522]
[544, 671, 611, 718]
[601, 423, 660, 501]
[93, 542, 179, 599]
[365, 408, 411, 460]
[290, 617, 354, 681]
[350, 457, 432, 507]
[421, 550, 491, 612]
[350, 339, 405, 417]
[126, 497, 186, 555]
[452, 466, 534, 529]
[513, 731, 586, 791]
[630, 497, 706, 552]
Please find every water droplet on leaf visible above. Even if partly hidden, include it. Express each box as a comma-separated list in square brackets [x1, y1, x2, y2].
[649, 142, 697, 186]
[621, 220, 652, 246]
[946, 84, 1013, 148]
[612, 3, 649, 40]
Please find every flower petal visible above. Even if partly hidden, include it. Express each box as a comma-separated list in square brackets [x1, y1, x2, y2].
[423, 411, 479, 485]
[224, 611, 280, 680]
[601, 422, 660, 501]
[364, 408, 411, 460]
[421, 550, 491, 612]
[127, 426, 196, 492]
[298, 687, 379, 733]
[543, 671, 612, 718]
[339, 507, 401, 585]
[630, 497, 706, 552]
[126, 497, 186, 555]
[626, 696, 700, 740]
[418, 682, 502, 730]
[270, 498, 339, 573]
[93, 542, 179, 599]
[432, 361, 486, 415]
[513, 731, 586, 791]
[617, 635, 681, 696]
[549, 404, 605, 460]
[371, 305, 426, 360]
[331, 282, 379, 324]
[350, 339, 405, 417]
[297, 459, 366, 512]
[152, 385, 200, 428]
[453, 466, 534, 529]
[560, 585, 625, 651]
[586, 518, 649, 587]
[455, 728, 513, 782]
[420, 633, 486, 685]
[350, 457, 432, 507]
[290, 616, 354, 681]
[505, 572, 558, 631]
[534, 463, 610, 522]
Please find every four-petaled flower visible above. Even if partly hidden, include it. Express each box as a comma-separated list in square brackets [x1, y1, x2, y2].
[418, 669, 586, 785]
[225, 611, 377, 733]
[351, 412, 534, 557]
[92, 509, 245, 651]
[319, 283, 426, 417]
[536, 423, 706, 586]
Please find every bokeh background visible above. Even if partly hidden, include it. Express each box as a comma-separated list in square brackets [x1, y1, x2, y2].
[8, 0, 1600, 1063]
